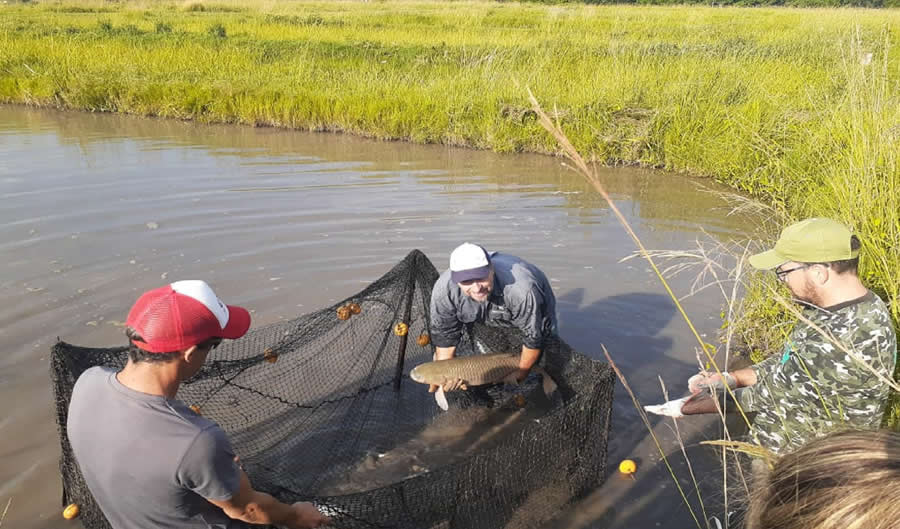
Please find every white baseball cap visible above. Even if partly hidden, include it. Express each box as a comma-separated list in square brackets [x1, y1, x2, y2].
[449, 243, 492, 283]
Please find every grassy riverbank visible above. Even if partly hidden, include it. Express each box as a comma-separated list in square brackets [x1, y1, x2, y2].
[1, 0, 898, 420]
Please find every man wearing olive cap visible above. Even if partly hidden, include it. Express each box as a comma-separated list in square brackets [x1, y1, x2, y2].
[644, 218, 896, 454]
[428, 243, 558, 396]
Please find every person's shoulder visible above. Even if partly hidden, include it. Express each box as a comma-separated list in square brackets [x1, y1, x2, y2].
[854, 292, 897, 341]
[860, 290, 892, 315]
[436, 267, 453, 284]
[187, 422, 232, 452]
[500, 254, 549, 285]
[847, 292, 894, 327]
[432, 269, 457, 297]
[72, 366, 115, 392]
[82, 365, 116, 379]
[177, 421, 235, 475]
[167, 399, 222, 431]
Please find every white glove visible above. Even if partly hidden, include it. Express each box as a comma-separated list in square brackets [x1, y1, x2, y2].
[643, 396, 690, 418]
[688, 371, 737, 394]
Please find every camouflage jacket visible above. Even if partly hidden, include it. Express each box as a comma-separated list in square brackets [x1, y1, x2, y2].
[738, 291, 897, 454]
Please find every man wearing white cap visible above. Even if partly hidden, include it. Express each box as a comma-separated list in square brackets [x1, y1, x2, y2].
[67, 280, 329, 529]
[644, 218, 896, 454]
[429, 243, 558, 394]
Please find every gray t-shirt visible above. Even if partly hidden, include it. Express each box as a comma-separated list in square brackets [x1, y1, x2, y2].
[67, 367, 241, 529]
[430, 252, 557, 350]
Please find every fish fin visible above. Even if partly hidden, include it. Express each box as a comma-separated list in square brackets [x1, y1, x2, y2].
[435, 387, 449, 411]
[539, 369, 558, 396]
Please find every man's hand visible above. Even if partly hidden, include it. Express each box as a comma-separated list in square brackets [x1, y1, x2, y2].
[428, 379, 468, 393]
[428, 346, 465, 393]
[289, 502, 330, 529]
[514, 367, 531, 383]
[688, 371, 737, 394]
[211, 469, 331, 528]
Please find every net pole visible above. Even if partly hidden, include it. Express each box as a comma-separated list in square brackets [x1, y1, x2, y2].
[393, 268, 416, 391]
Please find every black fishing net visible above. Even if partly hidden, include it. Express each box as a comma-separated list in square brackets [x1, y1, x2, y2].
[51, 250, 615, 529]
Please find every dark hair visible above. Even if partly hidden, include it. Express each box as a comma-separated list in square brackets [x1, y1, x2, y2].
[125, 327, 180, 364]
[124, 327, 221, 364]
[803, 235, 860, 275]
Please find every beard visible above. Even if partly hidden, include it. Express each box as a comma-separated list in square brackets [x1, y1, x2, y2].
[789, 278, 824, 308]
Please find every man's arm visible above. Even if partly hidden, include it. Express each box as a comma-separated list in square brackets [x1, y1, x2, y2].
[208, 468, 329, 529]
[180, 428, 328, 529]
[647, 368, 762, 417]
[510, 289, 548, 374]
[429, 277, 464, 349]
[517, 345, 541, 381]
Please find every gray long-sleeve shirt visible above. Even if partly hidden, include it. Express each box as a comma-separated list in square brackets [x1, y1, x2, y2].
[429, 252, 557, 350]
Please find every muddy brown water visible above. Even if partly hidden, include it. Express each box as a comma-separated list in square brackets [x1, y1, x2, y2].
[1, 105, 757, 529]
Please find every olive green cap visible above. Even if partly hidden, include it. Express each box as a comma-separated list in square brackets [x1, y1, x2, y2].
[749, 218, 858, 270]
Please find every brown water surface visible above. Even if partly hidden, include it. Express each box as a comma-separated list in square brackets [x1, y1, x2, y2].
[0, 106, 755, 529]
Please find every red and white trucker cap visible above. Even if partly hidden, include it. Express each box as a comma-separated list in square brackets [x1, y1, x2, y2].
[125, 280, 251, 353]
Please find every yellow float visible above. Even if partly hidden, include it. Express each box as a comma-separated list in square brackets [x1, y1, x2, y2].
[618, 459, 637, 475]
[63, 503, 80, 520]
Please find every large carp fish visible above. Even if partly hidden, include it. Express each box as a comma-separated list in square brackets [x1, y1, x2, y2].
[410, 353, 558, 411]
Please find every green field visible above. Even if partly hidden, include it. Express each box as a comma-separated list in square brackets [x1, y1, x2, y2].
[1, 0, 898, 422]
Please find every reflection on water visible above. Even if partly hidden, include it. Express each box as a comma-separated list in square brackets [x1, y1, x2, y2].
[0, 106, 754, 529]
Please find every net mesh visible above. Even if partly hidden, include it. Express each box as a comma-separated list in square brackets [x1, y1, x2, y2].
[51, 250, 615, 529]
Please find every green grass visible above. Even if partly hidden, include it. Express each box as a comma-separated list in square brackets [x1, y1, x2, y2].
[1, 0, 897, 423]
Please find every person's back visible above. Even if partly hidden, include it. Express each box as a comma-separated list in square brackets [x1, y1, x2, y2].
[490, 252, 557, 325]
[67, 279, 328, 529]
[68, 366, 240, 529]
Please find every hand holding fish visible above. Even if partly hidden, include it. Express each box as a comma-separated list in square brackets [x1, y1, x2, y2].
[428, 379, 468, 393]
[411, 353, 558, 411]
[514, 367, 531, 383]
[687, 371, 737, 394]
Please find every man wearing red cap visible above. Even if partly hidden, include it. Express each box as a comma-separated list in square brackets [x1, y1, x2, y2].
[644, 219, 897, 454]
[67, 280, 329, 529]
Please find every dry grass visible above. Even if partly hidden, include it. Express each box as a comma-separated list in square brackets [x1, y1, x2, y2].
[0, 498, 12, 529]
